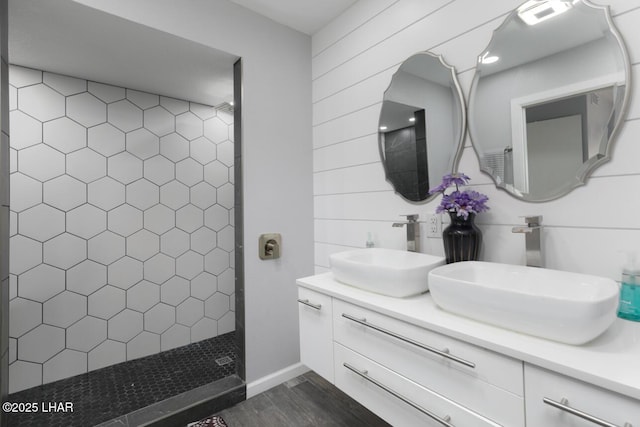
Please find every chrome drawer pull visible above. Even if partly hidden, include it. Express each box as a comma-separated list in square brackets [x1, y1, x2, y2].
[343, 363, 455, 427]
[543, 397, 632, 427]
[342, 313, 475, 368]
[297, 299, 322, 310]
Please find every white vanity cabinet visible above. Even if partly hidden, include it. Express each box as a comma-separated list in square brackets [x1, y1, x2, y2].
[333, 343, 505, 426]
[333, 299, 525, 426]
[524, 364, 640, 427]
[297, 287, 334, 382]
[297, 274, 640, 427]
[298, 286, 526, 426]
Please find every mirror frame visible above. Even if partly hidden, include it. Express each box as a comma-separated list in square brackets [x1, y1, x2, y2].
[468, 0, 631, 202]
[379, 51, 466, 203]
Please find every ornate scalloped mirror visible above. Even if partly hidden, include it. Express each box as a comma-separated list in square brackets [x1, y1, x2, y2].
[378, 52, 465, 202]
[468, 0, 630, 201]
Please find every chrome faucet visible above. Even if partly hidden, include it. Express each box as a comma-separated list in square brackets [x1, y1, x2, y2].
[512, 215, 543, 267]
[392, 214, 420, 252]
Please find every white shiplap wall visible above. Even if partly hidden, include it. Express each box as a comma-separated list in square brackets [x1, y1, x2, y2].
[312, 0, 640, 281]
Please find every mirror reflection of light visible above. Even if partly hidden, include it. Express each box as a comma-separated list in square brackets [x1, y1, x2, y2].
[409, 117, 416, 122]
[479, 52, 500, 64]
[379, 126, 388, 131]
[517, 0, 573, 26]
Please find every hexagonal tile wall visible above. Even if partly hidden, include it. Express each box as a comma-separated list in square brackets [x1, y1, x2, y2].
[109, 151, 143, 184]
[43, 175, 87, 211]
[10, 236, 42, 275]
[127, 128, 160, 160]
[108, 204, 143, 237]
[89, 81, 126, 103]
[67, 148, 107, 183]
[160, 132, 190, 162]
[126, 178, 159, 210]
[108, 309, 143, 342]
[204, 160, 231, 188]
[191, 272, 218, 301]
[18, 264, 65, 302]
[67, 260, 107, 296]
[88, 123, 125, 156]
[43, 71, 86, 96]
[128, 89, 160, 109]
[67, 204, 107, 239]
[67, 316, 107, 352]
[18, 144, 65, 181]
[18, 324, 65, 364]
[144, 204, 175, 235]
[160, 228, 190, 257]
[10, 111, 42, 150]
[88, 340, 126, 371]
[44, 117, 87, 153]
[43, 291, 87, 328]
[10, 173, 42, 213]
[19, 84, 65, 122]
[108, 256, 144, 290]
[108, 99, 143, 132]
[19, 204, 65, 242]
[67, 92, 107, 127]
[127, 331, 160, 360]
[144, 303, 176, 334]
[88, 286, 126, 320]
[161, 276, 190, 306]
[8, 65, 235, 392]
[161, 324, 190, 351]
[10, 297, 43, 337]
[144, 155, 175, 186]
[127, 229, 160, 261]
[88, 177, 126, 210]
[43, 233, 87, 269]
[43, 349, 88, 384]
[127, 280, 160, 312]
[145, 106, 175, 137]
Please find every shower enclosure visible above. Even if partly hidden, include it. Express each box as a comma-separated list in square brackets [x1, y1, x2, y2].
[1, 2, 245, 425]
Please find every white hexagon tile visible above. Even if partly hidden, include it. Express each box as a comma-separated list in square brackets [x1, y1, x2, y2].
[8, 65, 235, 393]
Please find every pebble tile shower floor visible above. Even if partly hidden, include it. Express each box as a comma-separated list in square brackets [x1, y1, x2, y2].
[7, 332, 237, 427]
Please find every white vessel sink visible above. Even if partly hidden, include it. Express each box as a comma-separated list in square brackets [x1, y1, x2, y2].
[428, 261, 619, 345]
[329, 248, 445, 297]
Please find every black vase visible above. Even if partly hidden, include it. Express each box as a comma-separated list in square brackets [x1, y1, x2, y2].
[442, 212, 482, 264]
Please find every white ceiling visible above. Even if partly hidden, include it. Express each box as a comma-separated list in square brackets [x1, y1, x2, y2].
[228, 0, 357, 35]
[8, 0, 354, 107]
[9, 0, 238, 106]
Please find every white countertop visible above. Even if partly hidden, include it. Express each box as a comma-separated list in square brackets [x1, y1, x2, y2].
[297, 272, 640, 401]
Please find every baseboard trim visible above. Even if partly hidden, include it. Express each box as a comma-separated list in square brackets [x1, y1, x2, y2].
[246, 363, 310, 398]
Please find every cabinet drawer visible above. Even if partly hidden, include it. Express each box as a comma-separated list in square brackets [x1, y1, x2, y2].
[298, 287, 333, 382]
[334, 343, 504, 427]
[333, 299, 524, 426]
[525, 364, 640, 427]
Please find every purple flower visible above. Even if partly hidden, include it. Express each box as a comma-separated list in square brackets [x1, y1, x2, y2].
[429, 172, 471, 194]
[444, 172, 471, 187]
[429, 173, 471, 194]
[430, 173, 489, 219]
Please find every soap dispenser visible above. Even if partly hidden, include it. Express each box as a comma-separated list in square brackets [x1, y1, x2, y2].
[618, 252, 640, 321]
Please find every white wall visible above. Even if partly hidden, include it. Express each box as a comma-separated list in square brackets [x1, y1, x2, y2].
[312, 0, 640, 281]
[72, 0, 314, 384]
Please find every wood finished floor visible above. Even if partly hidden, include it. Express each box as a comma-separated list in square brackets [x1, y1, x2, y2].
[216, 371, 390, 426]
